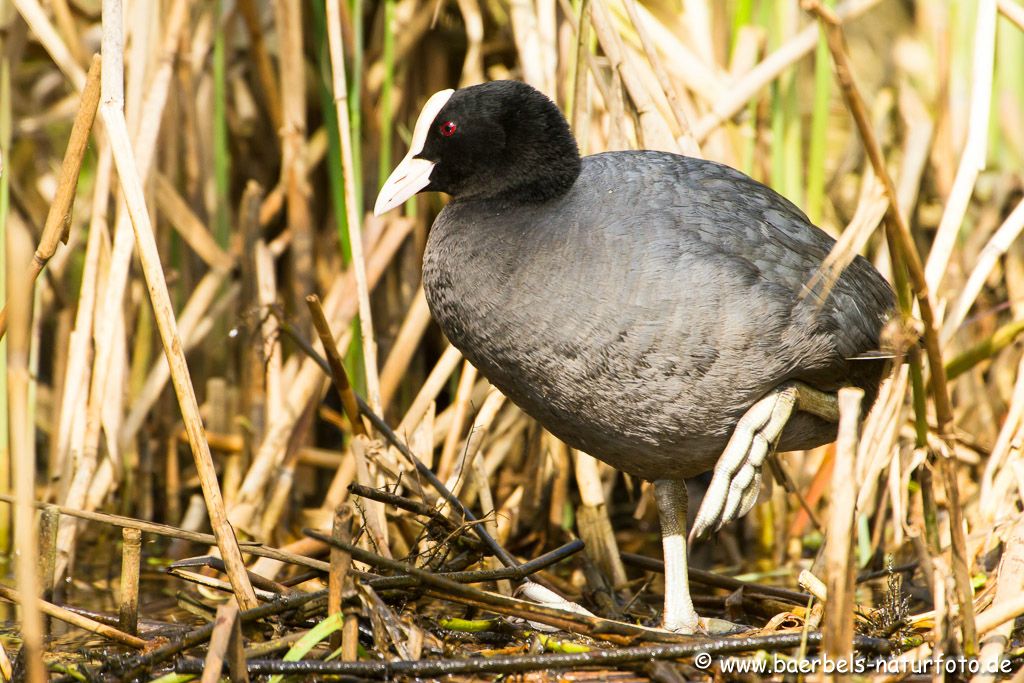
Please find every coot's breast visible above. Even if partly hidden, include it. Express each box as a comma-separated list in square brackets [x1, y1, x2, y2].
[423, 151, 894, 480]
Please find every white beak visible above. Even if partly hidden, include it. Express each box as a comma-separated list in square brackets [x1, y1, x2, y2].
[374, 88, 455, 216]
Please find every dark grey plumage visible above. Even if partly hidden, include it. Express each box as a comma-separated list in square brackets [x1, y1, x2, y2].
[423, 151, 895, 480]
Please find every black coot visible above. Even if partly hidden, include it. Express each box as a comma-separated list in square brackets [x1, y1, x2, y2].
[375, 80, 895, 633]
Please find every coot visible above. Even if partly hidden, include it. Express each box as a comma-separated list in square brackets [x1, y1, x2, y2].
[375, 80, 894, 633]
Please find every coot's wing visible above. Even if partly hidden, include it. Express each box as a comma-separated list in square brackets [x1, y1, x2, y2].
[576, 151, 895, 365]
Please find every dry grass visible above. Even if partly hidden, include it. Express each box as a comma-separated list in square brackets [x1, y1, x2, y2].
[2, 0, 1024, 679]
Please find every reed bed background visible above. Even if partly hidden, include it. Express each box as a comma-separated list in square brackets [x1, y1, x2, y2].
[1, 0, 1024, 679]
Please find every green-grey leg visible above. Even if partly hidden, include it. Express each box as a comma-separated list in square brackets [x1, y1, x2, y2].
[654, 478, 700, 633]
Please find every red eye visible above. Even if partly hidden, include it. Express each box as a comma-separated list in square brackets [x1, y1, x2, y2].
[439, 120, 457, 137]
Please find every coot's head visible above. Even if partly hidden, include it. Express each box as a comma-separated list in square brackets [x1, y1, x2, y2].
[374, 80, 581, 215]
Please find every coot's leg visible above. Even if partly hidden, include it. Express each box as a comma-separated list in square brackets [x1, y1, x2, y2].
[654, 478, 700, 633]
[689, 382, 838, 541]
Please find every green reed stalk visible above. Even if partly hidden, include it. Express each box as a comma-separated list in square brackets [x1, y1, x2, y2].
[213, 0, 230, 247]
[378, 0, 395, 188]
[0, 32, 11, 553]
[806, 0, 833, 223]
[348, 0, 364, 219]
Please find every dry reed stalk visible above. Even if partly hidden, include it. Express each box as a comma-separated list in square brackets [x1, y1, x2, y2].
[806, 169, 888, 301]
[942, 450, 977, 654]
[431, 400, 479, 451]
[226, 611, 249, 683]
[980, 352, 1024, 521]
[574, 450, 627, 587]
[547, 433, 572, 529]
[55, 0, 191, 578]
[0, 642, 11, 682]
[259, 134, 330, 228]
[308, 295, 367, 436]
[258, 406, 317, 542]
[164, 437, 183, 533]
[238, 185, 270, 485]
[6, 211, 45, 683]
[822, 387, 861, 676]
[298, 447, 347, 468]
[1002, 0, 1024, 29]
[325, 0, 383, 413]
[468, 410, 509, 594]
[681, 0, 714, 64]
[238, 0, 282, 132]
[456, 0, 485, 85]
[123, 0, 154, 136]
[856, 368, 910, 513]
[208, 379, 241, 505]
[943, 197, 1024, 341]
[168, 494, 209, 558]
[923, 0, 997, 294]
[692, 0, 883, 142]
[614, 0, 726, 106]
[249, 537, 332, 580]
[202, 599, 241, 683]
[509, 0, 550, 94]
[588, 0, 676, 152]
[554, 0, 614, 109]
[974, 592, 1024, 636]
[169, 568, 279, 601]
[256, 238, 284, 420]
[350, 435, 392, 557]
[0, 584, 147, 649]
[621, 0, 699, 155]
[437, 361, 479, 481]
[443, 389, 506, 503]
[570, 0, 592, 143]
[496, 485, 524, 544]
[798, 569, 829, 602]
[0, 494, 334, 565]
[0, 54, 98, 339]
[102, 102, 258, 608]
[273, 0, 315, 323]
[538, 0, 558, 94]
[400, 402, 435, 473]
[176, 9, 205, 202]
[396, 344, 463, 435]
[229, 217, 413, 532]
[342, 598, 361, 662]
[329, 504, 354, 653]
[37, 505, 59, 598]
[119, 272, 234, 444]
[806, 1, 954, 441]
[896, 86, 936, 223]
[118, 527, 141, 635]
[11, 0, 86, 90]
[972, 516, 1024, 682]
[154, 174, 235, 272]
[379, 287, 433, 410]
[49, 0, 84, 66]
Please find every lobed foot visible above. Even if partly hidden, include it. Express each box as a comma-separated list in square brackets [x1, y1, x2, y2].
[700, 616, 751, 635]
[516, 581, 597, 631]
[689, 382, 838, 542]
